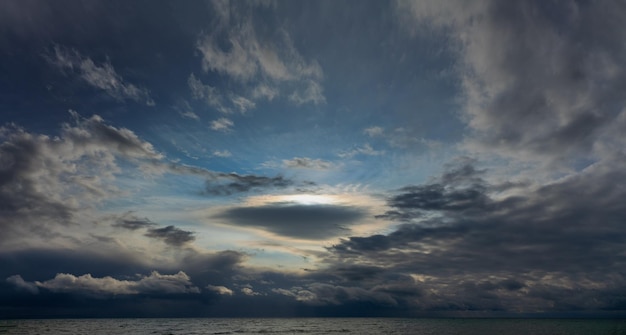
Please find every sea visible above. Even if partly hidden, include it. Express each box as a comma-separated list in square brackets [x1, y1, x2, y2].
[1, 318, 626, 335]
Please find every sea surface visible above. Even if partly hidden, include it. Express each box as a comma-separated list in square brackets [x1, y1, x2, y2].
[1, 318, 626, 335]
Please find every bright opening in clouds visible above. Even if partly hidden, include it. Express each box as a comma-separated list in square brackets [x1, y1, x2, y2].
[2, 0, 626, 318]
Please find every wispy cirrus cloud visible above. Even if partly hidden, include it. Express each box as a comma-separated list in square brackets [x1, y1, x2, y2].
[195, 1, 325, 106]
[188, 73, 257, 115]
[210, 117, 234, 132]
[282, 157, 334, 170]
[46, 45, 154, 106]
[363, 126, 441, 150]
[338, 144, 385, 159]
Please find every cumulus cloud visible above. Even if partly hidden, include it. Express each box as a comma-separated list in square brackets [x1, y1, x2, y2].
[6, 275, 39, 294]
[145, 226, 196, 247]
[8, 271, 200, 296]
[398, 0, 626, 162]
[206, 284, 233, 295]
[214, 203, 366, 239]
[240, 287, 261, 296]
[47, 45, 154, 106]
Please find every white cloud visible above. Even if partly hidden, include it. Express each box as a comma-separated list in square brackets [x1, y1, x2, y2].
[24, 271, 200, 295]
[206, 284, 233, 295]
[47, 45, 154, 106]
[230, 94, 256, 113]
[363, 126, 384, 137]
[252, 84, 279, 101]
[213, 150, 232, 158]
[240, 286, 261, 296]
[210, 118, 234, 132]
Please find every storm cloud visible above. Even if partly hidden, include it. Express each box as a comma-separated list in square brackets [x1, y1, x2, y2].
[322, 157, 626, 312]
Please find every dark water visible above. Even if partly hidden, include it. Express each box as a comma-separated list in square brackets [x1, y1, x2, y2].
[1, 318, 626, 335]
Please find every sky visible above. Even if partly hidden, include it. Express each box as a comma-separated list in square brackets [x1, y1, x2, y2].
[1, 0, 626, 318]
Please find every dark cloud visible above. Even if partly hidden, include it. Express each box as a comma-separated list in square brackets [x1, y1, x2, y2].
[0, 248, 148, 284]
[215, 203, 366, 239]
[145, 226, 195, 247]
[0, 246, 249, 317]
[112, 216, 156, 230]
[322, 157, 626, 312]
[157, 163, 304, 196]
[204, 174, 293, 196]
[376, 158, 489, 220]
